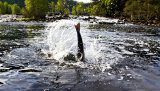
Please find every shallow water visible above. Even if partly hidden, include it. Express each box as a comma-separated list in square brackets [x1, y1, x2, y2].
[0, 19, 160, 91]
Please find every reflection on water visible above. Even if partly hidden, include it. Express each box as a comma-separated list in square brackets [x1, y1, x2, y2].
[0, 20, 160, 91]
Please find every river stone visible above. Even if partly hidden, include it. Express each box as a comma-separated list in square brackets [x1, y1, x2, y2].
[19, 68, 42, 72]
[3, 63, 25, 70]
[0, 67, 10, 72]
[64, 53, 76, 62]
[0, 82, 3, 84]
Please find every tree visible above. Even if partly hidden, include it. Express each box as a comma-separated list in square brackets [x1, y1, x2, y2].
[64, 8, 70, 15]
[25, 0, 49, 19]
[0, 1, 5, 14]
[7, 4, 12, 14]
[11, 4, 21, 14]
[72, 6, 77, 15]
[56, 0, 66, 14]
[89, 2, 106, 16]
[101, 0, 127, 16]
[124, 0, 157, 21]
[50, 1, 55, 12]
[4, 2, 9, 14]
[76, 2, 85, 15]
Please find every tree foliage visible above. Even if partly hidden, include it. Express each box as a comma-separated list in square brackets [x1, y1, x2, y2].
[87, 2, 106, 16]
[0, 1, 20, 14]
[56, 0, 66, 14]
[124, 0, 160, 21]
[25, 0, 49, 19]
[72, 6, 77, 15]
[50, 1, 56, 13]
[11, 4, 21, 14]
[0, 1, 5, 14]
[72, 2, 86, 15]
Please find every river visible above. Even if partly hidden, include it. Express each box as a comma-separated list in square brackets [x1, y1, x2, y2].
[0, 17, 160, 91]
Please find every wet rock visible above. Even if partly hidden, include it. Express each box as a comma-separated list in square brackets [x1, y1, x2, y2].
[0, 82, 3, 84]
[64, 53, 76, 62]
[83, 16, 96, 21]
[0, 67, 10, 72]
[3, 64, 25, 70]
[47, 53, 52, 58]
[99, 22, 114, 25]
[19, 68, 42, 72]
[60, 62, 66, 66]
[0, 60, 4, 63]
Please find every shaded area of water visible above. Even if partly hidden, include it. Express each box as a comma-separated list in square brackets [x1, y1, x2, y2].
[0, 20, 160, 91]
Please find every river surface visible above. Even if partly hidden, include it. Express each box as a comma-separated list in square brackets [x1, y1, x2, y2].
[0, 18, 160, 91]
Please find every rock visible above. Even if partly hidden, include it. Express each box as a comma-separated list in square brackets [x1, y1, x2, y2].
[0, 67, 10, 72]
[19, 68, 42, 72]
[0, 82, 3, 84]
[3, 64, 25, 70]
[60, 62, 66, 66]
[48, 53, 52, 58]
[64, 53, 76, 62]
[99, 22, 114, 24]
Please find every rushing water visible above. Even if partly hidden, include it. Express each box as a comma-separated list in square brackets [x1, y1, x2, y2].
[0, 18, 160, 91]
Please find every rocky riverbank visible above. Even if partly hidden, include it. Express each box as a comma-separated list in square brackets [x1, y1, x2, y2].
[1, 14, 160, 27]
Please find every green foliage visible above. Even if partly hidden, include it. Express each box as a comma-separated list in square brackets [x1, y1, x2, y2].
[124, 0, 160, 21]
[101, 0, 126, 16]
[72, 2, 87, 15]
[72, 6, 77, 15]
[76, 2, 85, 15]
[56, 0, 66, 14]
[25, 0, 49, 19]
[4, 2, 8, 13]
[11, 4, 21, 14]
[1, 0, 25, 7]
[0, 1, 5, 14]
[50, 1, 55, 12]
[7, 4, 12, 14]
[88, 2, 106, 16]
[21, 8, 29, 17]
[64, 8, 70, 15]
[0, 1, 21, 14]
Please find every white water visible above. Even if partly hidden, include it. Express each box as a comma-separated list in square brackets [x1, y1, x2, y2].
[43, 19, 122, 71]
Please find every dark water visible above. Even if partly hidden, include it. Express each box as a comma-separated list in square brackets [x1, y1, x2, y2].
[0, 20, 160, 91]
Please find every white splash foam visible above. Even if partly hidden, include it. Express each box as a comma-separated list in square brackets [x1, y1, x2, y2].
[43, 19, 121, 71]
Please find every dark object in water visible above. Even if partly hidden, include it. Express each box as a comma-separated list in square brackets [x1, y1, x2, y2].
[19, 68, 42, 72]
[64, 53, 76, 62]
[75, 23, 85, 62]
[0, 82, 3, 84]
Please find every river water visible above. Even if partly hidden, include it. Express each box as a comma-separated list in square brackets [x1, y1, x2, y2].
[0, 18, 160, 91]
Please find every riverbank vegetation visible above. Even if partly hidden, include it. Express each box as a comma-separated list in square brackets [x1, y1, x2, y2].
[0, 1, 21, 14]
[0, 0, 160, 24]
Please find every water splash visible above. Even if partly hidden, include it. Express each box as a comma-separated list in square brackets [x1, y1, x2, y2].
[44, 20, 120, 71]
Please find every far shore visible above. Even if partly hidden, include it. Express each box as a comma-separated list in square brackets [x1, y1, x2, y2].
[0, 14, 160, 27]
